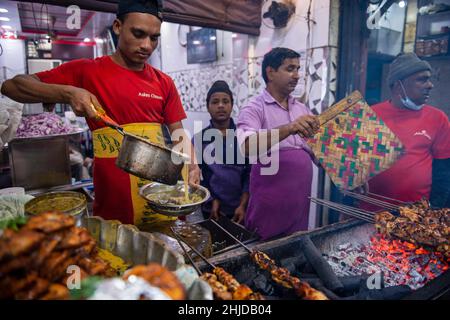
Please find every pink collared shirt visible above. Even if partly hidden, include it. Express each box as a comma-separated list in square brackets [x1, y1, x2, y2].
[237, 89, 313, 152]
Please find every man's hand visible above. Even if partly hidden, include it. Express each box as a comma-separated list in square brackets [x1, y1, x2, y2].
[210, 199, 220, 220]
[64, 86, 101, 119]
[188, 164, 201, 186]
[232, 205, 246, 224]
[288, 115, 320, 138]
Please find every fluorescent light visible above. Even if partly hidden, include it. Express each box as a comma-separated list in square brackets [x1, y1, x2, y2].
[232, 33, 238, 38]
[94, 37, 104, 44]
[1, 25, 12, 30]
[84, 38, 91, 42]
[0, 17, 10, 22]
[398, 0, 406, 8]
[0, 9, 8, 13]
[210, 36, 216, 41]
[192, 40, 201, 45]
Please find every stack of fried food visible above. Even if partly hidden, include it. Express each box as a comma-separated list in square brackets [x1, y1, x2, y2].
[0, 212, 116, 300]
[200, 267, 264, 300]
[251, 251, 328, 300]
[123, 263, 186, 300]
[374, 199, 449, 258]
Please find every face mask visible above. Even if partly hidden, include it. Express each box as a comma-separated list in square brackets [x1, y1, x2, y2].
[399, 81, 423, 111]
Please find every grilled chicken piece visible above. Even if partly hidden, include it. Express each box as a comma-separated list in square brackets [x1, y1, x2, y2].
[33, 237, 62, 269]
[200, 272, 233, 300]
[251, 251, 276, 271]
[0, 229, 45, 263]
[291, 279, 328, 300]
[247, 292, 265, 300]
[23, 212, 75, 234]
[123, 264, 186, 300]
[40, 284, 69, 300]
[399, 208, 421, 223]
[39, 251, 70, 280]
[232, 284, 254, 300]
[270, 266, 293, 288]
[213, 267, 240, 292]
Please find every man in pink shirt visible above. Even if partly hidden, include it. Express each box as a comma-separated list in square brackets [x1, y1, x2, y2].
[237, 47, 319, 240]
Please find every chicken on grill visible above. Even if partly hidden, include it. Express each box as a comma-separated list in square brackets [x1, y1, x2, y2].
[375, 201, 450, 259]
[251, 250, 329, 300]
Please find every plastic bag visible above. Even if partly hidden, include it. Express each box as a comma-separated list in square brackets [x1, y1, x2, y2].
[0, 97, 23, 148]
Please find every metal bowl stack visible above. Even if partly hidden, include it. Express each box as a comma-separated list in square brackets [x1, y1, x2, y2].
[139, 181, 210, 217]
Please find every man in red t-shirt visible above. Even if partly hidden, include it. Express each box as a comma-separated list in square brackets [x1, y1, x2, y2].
[1, 0, 200, 225]
[368, 53, 450, 205]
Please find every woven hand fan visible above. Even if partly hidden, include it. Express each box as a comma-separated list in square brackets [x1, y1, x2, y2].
[306, 91, 404, 190]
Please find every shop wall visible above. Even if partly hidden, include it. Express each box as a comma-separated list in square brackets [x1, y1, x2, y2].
[157, 0, 337, 230]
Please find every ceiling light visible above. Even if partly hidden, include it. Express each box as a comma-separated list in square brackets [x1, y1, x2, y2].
[232, 33, 238, 38]
[0, 9, 8, 13]
[0, 17, 10, 22]
[210, 36, 216, 41]
[84, 38, 91, 42]
[193, 40, 201, 45]
[398, 0, 406, 8]
[1, 25, 12, 29]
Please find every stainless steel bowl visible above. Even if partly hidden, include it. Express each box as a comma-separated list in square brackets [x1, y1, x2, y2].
[139, 181, 210, 217]
[116, 133, 189, 185]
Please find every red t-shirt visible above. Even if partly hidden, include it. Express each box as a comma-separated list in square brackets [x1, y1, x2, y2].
[36, 56, 186, 128]
[35, 56, 186, 224]
[368, 101, 450, 203]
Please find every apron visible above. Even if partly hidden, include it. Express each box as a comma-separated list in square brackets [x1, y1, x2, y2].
[245, 148, 312, 240]
[92, 123, 176, 227]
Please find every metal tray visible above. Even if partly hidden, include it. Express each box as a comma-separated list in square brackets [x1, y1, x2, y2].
[80, 216, 212, 299]
[81, 216, 185, 271]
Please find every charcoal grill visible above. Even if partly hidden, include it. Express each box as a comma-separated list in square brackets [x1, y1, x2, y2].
[199, 219, 450, 300]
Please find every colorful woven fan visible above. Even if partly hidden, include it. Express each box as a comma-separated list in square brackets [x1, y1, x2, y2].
[306, 91, 404, 190]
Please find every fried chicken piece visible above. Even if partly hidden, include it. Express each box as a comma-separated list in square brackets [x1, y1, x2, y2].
[23, 212, 75, 234]
[0, 229, 45, 263]
[123, 264, 186, 300]
[39, 251, 70, 280]
[0, 272, 39, 299]
[0, 255, 34, 275]
[40, 284, 69, 300]
[33, 237, 62, 269]
[200, 272, 233, 300]
[78, 256, 111, 276]
[76, 239, 97, 257]
[15, 277, 50, 300]
[57, 227, 92, 250]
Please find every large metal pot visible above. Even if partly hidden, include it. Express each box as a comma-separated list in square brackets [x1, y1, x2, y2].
[116, 133, 188, 185]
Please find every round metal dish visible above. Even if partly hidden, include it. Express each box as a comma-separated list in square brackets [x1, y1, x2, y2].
[139, 181, 210, 217]
[25, 191, 87, 225]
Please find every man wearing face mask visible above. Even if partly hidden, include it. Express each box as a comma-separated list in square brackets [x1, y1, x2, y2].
[367, 53, 450, 205]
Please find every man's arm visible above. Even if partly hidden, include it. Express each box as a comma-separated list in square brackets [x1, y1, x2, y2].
[1, 74, 98, 118]
[430, 158, 450, 208]
[242, 115, 319, 157]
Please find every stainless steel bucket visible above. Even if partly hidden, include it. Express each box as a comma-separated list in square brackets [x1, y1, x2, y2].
[116, 133, 188, 185]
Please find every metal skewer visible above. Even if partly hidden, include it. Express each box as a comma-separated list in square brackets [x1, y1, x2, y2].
[171, 228, 202, 275]
[209, 218, 253, 254]
[170, 227, 216, 269]
[342, 191, 400, 211]
[310, 198, 375, 223]
[367, 192, 407, 205]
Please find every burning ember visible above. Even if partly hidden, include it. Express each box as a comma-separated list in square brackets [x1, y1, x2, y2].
[323, 235, 449, 290]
